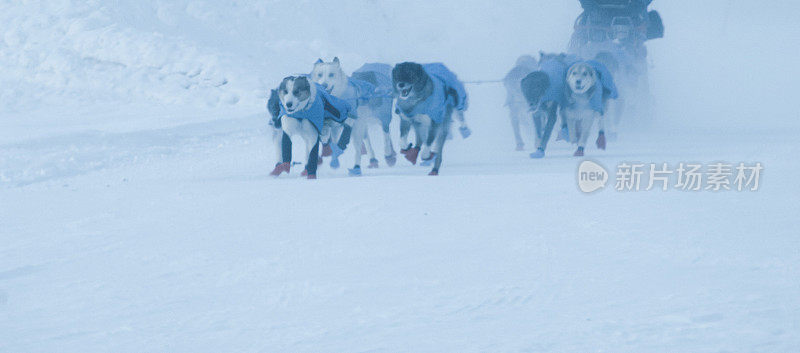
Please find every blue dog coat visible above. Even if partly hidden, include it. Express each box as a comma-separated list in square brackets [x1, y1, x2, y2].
[402, 63, 468, 124]
[583, 60, 619, 114]
[280, 83, 352, 132]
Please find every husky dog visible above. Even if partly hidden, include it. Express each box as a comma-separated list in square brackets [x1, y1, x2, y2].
[520, 52, 579, 159]
[271, 75, 354, 179]
[311, 58, 396, 176]
[504, 55, 538, 151]
[562, 60, 618, 156]
[392, 62, 469, 175]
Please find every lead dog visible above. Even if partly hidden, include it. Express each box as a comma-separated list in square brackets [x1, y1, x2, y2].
[311, 58, 396, 176]
[271, 75, 354, 179]
[392, 62, 469, 175]
[562, 60, 618, 156]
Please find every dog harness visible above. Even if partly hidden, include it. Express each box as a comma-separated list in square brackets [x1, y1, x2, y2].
[353, 63, 395, 128]
[339, 78, 378, 111]
[280, 83, 352, 133]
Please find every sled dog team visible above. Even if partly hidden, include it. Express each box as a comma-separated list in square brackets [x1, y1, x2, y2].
[268, 53, 618, 179]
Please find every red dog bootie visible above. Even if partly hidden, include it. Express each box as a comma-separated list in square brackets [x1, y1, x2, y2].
[401, 145, 420, 165]
[321, 143, 333, 157]
[596, 131, 606, 150]
[269, 162, 290, 177]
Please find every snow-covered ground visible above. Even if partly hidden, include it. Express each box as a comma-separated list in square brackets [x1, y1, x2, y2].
[2, 1, 799, 352]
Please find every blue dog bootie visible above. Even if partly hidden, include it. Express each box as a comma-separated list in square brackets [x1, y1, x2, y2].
[459, 126, 472, 139]
[420, 152, 436, 167]
[529, 148, 545, 159]
[329, 143, 344, 169]
[348, 165, 362, 176]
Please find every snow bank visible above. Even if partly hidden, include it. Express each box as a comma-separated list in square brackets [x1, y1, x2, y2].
[0, 1, 579, 134]
[0, 1, 241, 113]
[2, 0, 798, 135]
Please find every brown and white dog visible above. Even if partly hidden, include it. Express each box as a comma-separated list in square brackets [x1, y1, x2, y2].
[563, 62, 604, 157]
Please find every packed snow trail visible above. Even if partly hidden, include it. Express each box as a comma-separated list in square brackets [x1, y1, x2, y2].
[1, 84, 799, 352]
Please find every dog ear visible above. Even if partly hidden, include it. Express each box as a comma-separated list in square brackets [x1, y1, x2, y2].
[333, 57, 340, 65]
[315, 58, 323, 64]
[278, 77, 290, 92]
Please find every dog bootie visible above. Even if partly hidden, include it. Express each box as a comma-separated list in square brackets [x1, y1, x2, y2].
[428, 169, 439, 176]
[516, 143, 525, 151]
[301, 168, 308, 177]
[307, 174, 317, 180]
[269, 162, 290, 177]
[420, 152, 436, 167]
[348, 165, 362, 176]
[459, 126, 472, 139]
[596, 131, 606, 150]
[574, 147, 585, 157]
[401, 145, 420, 165]
[321, 143, 333, 157]
[385, 152, 397, 167]
[529, 148, 545, 159]
[557, 126, 569, 141]
[368, 158, 379, 169]
[330, 143, 344, 169]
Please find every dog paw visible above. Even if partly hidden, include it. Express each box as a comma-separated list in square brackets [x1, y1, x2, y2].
[368, 158, 379, 169]
[529, 149, 545, 159]
[420, 152, 435, 167]
[596, 132, 606, 150]
[321, 143, 332, 157]
[348, 166, 362, 176]
[269, 162, 290, 177]
[403, 147, 419, 165]
[459, 126, 472, 139]
[385, 153, 397, 167]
